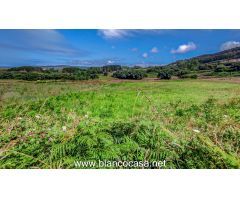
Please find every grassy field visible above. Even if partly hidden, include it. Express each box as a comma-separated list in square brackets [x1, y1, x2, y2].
[0, 78, 240, 168]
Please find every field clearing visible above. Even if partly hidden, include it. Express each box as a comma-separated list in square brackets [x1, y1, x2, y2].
[1, 78, 239, 104]
[0, 78, 240, 169]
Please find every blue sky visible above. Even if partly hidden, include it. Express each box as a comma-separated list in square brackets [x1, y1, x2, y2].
[0, 29, 240, 67]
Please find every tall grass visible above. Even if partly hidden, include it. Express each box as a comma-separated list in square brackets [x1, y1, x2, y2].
[0, 79, 239, 168]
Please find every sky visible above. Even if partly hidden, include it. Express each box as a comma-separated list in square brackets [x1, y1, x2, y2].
[0, 29, 240, 67]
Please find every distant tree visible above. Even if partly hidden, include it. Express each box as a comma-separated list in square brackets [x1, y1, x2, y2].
[8, 66, 43, 72]
[103, 71, 108, 76]
[198, 65, 211, 70]
[132, 66, 142, 69]
[62, 67, 80, 73]
[89, 73, 99, 79]
[214, 64, 227, 72]
[157, 71, 171, 80]
[146, 66, 163, 73]
[102, 65, 122, 72]
[176, 70, 189, 78]
[229, 63, 240, 71]
[112, 70, 146, 80]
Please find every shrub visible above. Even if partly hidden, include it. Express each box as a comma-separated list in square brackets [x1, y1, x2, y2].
[176, 70, 189, 78]
[157, 71, 171, 80]
[214, 65, 228, 72]
[112, 70, 146, 80]
[89, 73, 99, 79]
[7, 66, 43, 72]
[0, 71, 99, 81]
[103, 71, 108, 76]
[62, 67, 81, 73]
[102, 65, 122, 72]
[198, 65, 212, 70]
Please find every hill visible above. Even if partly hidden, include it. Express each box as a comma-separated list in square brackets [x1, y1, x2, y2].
[169, 47, 240, 66]
[193, 47, 240, 64]
[157, 47, 240, 78]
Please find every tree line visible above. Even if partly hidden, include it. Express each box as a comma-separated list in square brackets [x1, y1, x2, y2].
[0, 61, 239, 81]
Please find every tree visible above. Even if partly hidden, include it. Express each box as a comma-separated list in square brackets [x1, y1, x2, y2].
[214, 64, 227, 72]
[103, 71, 108, 76]
[157, 71, 171, 80]
[112, 70, 146, 80]
[62, 67, 80, 73]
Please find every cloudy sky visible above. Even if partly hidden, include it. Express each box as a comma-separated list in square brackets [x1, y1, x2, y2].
[0, 29, 240, 66]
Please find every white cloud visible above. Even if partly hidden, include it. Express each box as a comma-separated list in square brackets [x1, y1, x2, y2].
[171, 42, 197, 54]
[220, 41, 240, 51]
[98, 29, 131, 39]
[107, 60, 114, 64]
[142, 53, 148, 58]
[69, 58, 121, 66]
[0, 30, 83, 55]
[98, 29, 168, 39]
[0, 30, 89, 66]
[151, 47, 158, 53]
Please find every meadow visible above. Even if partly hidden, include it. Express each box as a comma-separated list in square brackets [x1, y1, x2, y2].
[0, 78, 240, 168]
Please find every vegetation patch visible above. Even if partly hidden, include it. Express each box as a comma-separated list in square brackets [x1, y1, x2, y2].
[0, 79, 239, 169]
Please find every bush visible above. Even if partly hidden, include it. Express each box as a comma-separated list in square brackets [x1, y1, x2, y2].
[229, 63, 240, 72]
[102, 65, 122, 72]
[62, 67, 81, 73]
[112, 70, 146, 80]
[214, 65, 228, 72]
[157, 71, 171, 80]
[146, 66, 163, 73]
[7, 66, 43, 72]
[103, 71, 108, 76]
[89, 73, 99, 79]
[176, 70, 189, 78]
[0, 71, 99, 81]
[198, 65, 212, 70]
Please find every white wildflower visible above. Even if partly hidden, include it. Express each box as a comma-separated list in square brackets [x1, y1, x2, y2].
[193, 129, 200, 133]
[62, 126, 67, 132]
[35, 114, 41, 119]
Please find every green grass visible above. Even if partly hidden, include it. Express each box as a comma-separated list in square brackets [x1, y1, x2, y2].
[0, 79, 240, 168]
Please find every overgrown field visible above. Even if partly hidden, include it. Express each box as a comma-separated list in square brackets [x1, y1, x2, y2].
[0, 79, 240, 168]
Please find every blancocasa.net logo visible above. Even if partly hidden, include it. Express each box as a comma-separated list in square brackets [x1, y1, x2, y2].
[74, 160, 166, 169]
